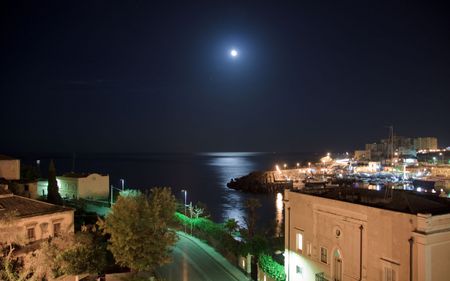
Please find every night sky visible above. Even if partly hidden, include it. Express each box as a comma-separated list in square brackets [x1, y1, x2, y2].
[1, 1, 449, 153]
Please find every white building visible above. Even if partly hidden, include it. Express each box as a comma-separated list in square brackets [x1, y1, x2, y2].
[284, 187, 450, 281]
[38, 172, 109, 201]
[0, 154, 20, 180]
[0, 186, 74, 244]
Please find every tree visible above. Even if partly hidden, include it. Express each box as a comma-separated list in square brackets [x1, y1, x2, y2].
[57, 228, 108, 278]
[243, 198, 261, 239]
[47, 160, 62, 205]
[191, 205, 204, 219]
[99, 188, 177, 274]
[224, 218, 239, 235]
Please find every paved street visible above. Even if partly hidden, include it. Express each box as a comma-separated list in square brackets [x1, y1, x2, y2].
[156, 232, 249, 281]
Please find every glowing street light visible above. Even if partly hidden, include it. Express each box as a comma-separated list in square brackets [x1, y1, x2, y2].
[284, 163, 287, 169]
[181, 189, 188, 233]
[230, 49, 238, 57]
[120, 178, 125, 191]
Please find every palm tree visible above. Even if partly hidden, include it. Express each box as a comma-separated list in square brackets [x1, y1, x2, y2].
[224, 218, 239, 235]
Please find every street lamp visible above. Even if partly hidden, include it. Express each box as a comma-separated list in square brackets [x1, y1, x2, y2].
[120, 179, 125, 191]
[181, 189, 187, 214]
[181, 189, 187, 233]
[284, 163, 287, 169]
[439, 152, 443, 164]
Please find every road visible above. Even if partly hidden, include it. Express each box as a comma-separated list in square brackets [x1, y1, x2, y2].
[156, 232, 249, 281]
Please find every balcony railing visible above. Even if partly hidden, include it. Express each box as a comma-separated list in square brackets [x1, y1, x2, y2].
[315, 272, 329, 281]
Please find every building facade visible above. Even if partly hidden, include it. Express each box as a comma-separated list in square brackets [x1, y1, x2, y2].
[0, 154, 20, 180]
[38, 173, 109, 200]
[0, 187, 74, 244]
[413, 138, 438, 151]
[284, 188, 450, 281]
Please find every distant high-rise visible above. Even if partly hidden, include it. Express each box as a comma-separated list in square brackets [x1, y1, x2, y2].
[414, 137, 438, 151]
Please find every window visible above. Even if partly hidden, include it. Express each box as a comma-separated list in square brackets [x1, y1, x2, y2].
[383, 267, 396, 281]
[306, 241, 312, 256]
[381, 259, 398, 281]
[320, 247, 328, 264]
[27, 227, 35, 241]
[296, 232, 303, 253]
[53, 223, 61, 237]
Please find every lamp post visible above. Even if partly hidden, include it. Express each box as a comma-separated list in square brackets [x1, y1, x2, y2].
[181, 189, 187, 233]
[120, 179, 125, 191]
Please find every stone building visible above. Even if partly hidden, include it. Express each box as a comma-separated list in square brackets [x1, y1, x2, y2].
[0, 186, 74, 244]
[38, 172, 109, 200]
[0, 154, 20, 180]
[284, 187, 450, 281]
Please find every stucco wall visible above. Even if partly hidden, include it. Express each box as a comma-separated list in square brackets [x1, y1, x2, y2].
[284, 190, 450, 281]
[0, 159, 20, 180]
[0, 209, 74, 243]
[77, 173, 109, 200]
[37, 174, 110, 200]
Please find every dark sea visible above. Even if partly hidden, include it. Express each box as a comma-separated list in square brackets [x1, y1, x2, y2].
[19, 152, 318, 232]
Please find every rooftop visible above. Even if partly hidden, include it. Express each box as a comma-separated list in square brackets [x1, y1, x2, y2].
[292, 187, 450, 216]
[0, 188, 73, 219]
[60, 172, 107, 178]
[0, 154, 17, 160]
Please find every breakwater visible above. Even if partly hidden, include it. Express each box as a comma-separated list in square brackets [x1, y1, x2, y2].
[227, 170, 296, 193]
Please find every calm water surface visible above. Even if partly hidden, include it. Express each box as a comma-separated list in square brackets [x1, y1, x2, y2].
[25, 152, 317, 231]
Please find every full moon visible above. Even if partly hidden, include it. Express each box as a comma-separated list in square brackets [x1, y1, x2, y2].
[230, 49, 238, 57]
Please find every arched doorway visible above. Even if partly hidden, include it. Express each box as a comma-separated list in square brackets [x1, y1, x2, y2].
[333, 249, 343, 281]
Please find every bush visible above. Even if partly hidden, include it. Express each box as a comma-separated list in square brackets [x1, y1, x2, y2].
[259, 254, 286, 281]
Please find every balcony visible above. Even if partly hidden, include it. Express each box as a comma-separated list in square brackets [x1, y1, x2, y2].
[315, 272, 329, 281]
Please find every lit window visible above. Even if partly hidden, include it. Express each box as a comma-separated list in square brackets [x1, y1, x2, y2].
[320, 247, 328, 264]
[27, 227, 35, 241]
[296, 232, 303, 253]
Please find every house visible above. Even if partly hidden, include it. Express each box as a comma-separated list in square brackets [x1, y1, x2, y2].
[284, 187, 450, 281]
[0, 154, 20, 180]
[38, 172, 109, 201]
[0, 186, 74, 244]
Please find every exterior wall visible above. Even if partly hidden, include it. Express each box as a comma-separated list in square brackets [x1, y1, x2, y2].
[0, 210, 74, 243]
[14, 182, 38, 199]
[77, 173, 109, 200]
[284, 190, 450, 281]
[354, 150, 371, 161]
[414, 138, 438, 151]
[37, 173, 109, 200]
[0, 159, 20, 180]
[413, 214, 450, 281]
[56, 177, 78, 199]
[37, 180, 48, 197]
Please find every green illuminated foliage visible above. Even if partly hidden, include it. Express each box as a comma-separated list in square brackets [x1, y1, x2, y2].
[259, 254, 286, 281]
